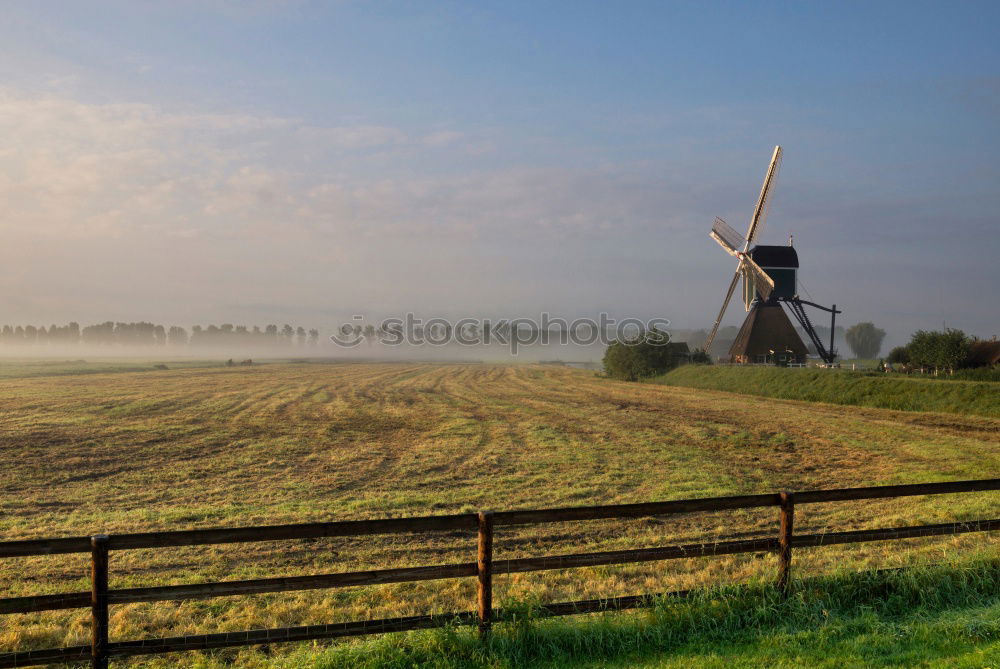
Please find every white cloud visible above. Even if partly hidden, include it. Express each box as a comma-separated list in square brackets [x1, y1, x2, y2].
[294, 124, 408, 150]
[0, 86, 695, 244]
[0, 86, 719, 324]
[421, 130, 464, 147]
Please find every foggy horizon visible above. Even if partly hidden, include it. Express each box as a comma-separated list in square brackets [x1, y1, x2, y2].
[3, 2, 998, 353]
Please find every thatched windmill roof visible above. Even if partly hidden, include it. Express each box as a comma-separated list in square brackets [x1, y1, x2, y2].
[729, 304, 808, 361]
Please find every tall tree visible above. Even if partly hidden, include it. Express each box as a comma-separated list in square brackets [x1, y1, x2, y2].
[845, 322, 886, 360]
[168, 326, 188, 346]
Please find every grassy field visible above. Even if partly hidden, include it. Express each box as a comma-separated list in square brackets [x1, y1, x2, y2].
[656, 364, 1000, 418]
[0, 357, 224, 379]
[2, 361, 999, 666]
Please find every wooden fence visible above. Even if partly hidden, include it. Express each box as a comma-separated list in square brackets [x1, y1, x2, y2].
[1, 478, 998, 668]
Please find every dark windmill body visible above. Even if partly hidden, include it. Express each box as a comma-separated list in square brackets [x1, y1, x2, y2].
[705, 146, 840, 365]
[730, 245, 807, 364]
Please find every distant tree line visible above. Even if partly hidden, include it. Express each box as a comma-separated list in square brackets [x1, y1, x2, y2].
[0, 322, 82, 344]
[0, 322, 321, 347]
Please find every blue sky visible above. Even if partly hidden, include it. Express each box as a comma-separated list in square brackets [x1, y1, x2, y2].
[1, 1, 998, 346]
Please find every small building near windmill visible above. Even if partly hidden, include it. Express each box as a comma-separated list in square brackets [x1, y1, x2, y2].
[968, 339, 1000, 367]
[666, 341, 692, 365]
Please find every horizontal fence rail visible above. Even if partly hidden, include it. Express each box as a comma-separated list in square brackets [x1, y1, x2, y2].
[0, 478, 997, 668]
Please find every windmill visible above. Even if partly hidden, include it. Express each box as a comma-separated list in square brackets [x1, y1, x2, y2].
[705, 146, 841, 365]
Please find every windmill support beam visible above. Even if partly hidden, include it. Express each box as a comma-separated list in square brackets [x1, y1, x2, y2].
[790, 298, 841, 314]
[782, 298, 839, 364]
[830, 304, 837, 364]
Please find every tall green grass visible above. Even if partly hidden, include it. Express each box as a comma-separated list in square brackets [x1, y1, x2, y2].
[654, 365, 1000, 418]
[951, 367, 1000, 383]
[249, 559, 1000, 669]
[843, 366, 1000, 383]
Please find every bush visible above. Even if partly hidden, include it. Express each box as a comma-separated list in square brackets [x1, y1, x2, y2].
[886, 346, 910, 365]
[691, 348, 711, 364]
[908, 329, 971, 374]
[603, 328, 681, 381]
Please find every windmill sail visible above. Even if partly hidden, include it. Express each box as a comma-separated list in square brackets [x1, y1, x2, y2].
[745, 145, 782, 245]
[704, 145, 783, 352]
[705, 269, 741, 351]
[743, 254, 774, 300]
[710, 217, 746, 256]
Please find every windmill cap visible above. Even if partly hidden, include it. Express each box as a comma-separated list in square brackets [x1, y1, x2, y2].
[749, 244, 799, 268]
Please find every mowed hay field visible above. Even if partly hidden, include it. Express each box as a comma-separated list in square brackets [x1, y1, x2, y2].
[2, 361, 999, 666]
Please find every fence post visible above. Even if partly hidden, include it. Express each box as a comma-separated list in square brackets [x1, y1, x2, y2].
[90, 535, 110, 669]
[777, 492, 794, 597]
[477, 511, 494, 640]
